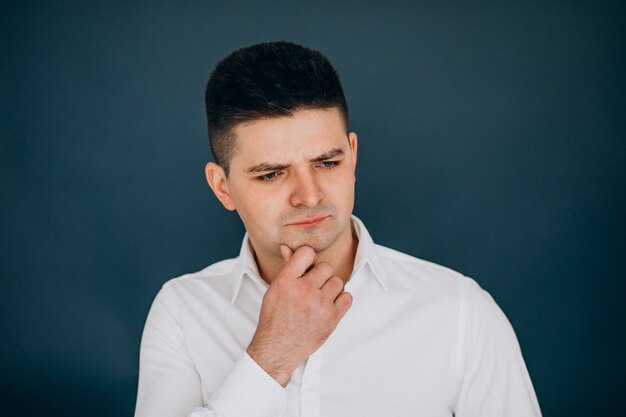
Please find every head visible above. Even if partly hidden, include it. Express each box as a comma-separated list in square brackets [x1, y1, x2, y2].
[205, 41, 349, 176]
[204, 41, 357, 262]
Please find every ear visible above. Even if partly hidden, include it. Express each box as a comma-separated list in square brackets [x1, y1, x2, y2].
[205, 162, 236, 211]
[348, 132, 358, 180]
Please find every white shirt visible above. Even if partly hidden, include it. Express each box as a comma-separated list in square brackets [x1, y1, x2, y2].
[135, 216, 541, 417]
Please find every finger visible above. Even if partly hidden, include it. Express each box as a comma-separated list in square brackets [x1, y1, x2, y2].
[281, 245, 317, 278]
[280, 244, 293, 263]
[320, 276, 344, 301]
[303, 261, 334, 288]
[334, 291, 353, 318]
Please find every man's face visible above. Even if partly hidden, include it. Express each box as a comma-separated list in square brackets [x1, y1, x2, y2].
[211, 107, 357, 258]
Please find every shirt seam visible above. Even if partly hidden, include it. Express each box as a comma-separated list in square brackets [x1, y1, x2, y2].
[163, 281, 203, 378]
[454, 276, 469, 410]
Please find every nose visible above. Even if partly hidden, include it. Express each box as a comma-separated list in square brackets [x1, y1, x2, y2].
[289, 169, 323, 208]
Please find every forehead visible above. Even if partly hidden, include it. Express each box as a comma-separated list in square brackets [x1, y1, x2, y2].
[230, 108, 348, 168]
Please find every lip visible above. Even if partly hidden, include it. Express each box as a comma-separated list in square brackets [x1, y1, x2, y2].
[288, 215, 329, 227]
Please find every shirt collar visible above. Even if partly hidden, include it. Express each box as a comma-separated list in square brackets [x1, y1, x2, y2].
[231, 235, 266, 304]
[230, 214, 388, 304]
[349, 215, 388, 291]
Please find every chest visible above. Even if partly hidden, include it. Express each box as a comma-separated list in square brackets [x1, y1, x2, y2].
[186, 285, 459, 416]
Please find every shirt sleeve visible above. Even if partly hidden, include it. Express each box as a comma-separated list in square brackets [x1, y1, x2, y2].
[453, 277, 542, 417]
[134, 283, 286, 417]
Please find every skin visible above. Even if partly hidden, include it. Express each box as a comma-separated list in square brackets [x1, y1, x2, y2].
[205, 107, 358, 386]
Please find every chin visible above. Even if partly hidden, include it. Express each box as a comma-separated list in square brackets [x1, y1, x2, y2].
[284, 231, 335, 254]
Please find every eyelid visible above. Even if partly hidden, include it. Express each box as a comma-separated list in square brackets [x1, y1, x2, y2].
[317, 160, 341, 167]
[255, 160, 341, 182]
[256, 171, 282, 182]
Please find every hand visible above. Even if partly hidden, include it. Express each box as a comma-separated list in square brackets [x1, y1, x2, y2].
[246, 245, 353, 387]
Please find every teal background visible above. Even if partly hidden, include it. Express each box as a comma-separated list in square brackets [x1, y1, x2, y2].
[2, 1, 625, 416]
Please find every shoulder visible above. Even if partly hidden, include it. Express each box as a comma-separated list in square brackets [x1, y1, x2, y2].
[374, 243, 518, 341]
[155, 257, 240, 306]
[374, 243, 469, 293]
[373, 243, 503, 312]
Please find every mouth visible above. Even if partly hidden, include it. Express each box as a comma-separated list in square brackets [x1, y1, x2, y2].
[287, 215, 329, 227]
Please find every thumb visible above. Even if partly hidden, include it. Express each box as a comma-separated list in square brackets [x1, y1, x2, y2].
[280, 244, 293, 263]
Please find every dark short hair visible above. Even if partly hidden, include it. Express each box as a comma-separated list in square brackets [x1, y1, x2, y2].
[205, 41, 349, 175]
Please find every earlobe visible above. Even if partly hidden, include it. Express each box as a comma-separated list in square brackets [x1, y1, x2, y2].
[205, 162, 236, 211]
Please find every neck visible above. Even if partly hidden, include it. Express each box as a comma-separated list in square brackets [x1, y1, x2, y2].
[253, 225, 358, 285]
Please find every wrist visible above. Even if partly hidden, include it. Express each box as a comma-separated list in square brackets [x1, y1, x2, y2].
[246, 345, 294, 387]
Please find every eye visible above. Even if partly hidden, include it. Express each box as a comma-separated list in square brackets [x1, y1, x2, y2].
[257, 171, 281, 182]
[319, 161, 340, 169]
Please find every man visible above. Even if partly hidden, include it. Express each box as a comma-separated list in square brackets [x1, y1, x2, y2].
[135, 41, 541, 417]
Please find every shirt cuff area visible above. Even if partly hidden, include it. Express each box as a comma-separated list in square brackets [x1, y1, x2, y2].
[206, 352, 286, 417]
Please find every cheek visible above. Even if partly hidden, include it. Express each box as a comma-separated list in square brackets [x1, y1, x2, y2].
[236, 187, 285, 222]
[324, 174, 355, 203]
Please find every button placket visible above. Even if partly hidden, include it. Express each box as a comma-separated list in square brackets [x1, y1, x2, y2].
[299, 346, 323, 417]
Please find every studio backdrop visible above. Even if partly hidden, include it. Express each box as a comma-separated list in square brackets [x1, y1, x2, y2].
[1, 1, 625, 416]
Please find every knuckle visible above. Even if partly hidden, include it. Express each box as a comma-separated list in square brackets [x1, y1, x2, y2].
[305, 245, 317, 257]
[315, 261, 334, 276]
[324, 276, 343, 293]
[331, 276, 344, 288]
[298, 245, 316, 261]
[339, 292, 353, 309]
[276, 268, 293, 281]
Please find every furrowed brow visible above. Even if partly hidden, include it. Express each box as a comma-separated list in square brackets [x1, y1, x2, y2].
[310, 148, 345, 163]
[245, 163, 289, 174]
[244, 148, 345, 174]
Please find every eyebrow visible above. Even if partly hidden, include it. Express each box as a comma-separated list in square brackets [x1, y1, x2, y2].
[245, 148, 345, 174]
